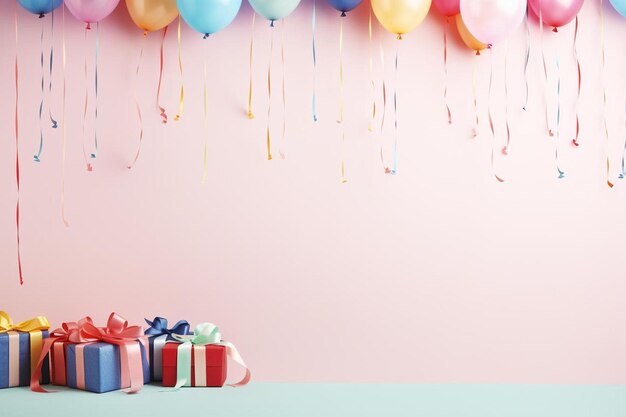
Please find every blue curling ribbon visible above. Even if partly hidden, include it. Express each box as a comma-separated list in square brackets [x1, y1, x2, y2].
[34, 21, 45, 163]
[145, 317, 191, 339]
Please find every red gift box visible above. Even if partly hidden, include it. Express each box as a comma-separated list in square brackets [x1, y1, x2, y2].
[162, 343, 226, 387]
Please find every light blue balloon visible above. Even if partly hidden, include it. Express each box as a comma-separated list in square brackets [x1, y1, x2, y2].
[609, 0, 626, 17]
[177, 0, 242, 37]
[328, 0, 363, 16]
[248, 0, 301, 22]
[17, 0, 63, 16]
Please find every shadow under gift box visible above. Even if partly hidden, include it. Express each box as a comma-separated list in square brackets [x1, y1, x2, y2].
[61, 342, 150, 393]
[161, 343, 226, 387]
[0, 331, 50, 388]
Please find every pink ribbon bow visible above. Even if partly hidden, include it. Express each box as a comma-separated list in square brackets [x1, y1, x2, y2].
[31, 313, 147, 394]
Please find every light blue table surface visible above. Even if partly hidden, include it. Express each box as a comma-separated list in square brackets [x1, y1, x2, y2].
[2, 383, 625, 417]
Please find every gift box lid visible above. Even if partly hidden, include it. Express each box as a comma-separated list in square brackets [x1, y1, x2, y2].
[162, 343, 226, 367]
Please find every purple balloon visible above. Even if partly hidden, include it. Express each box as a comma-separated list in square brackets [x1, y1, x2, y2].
[65, 0, 121, 24]
[433, 0, 460, 17]
[327, 0, 363, 16]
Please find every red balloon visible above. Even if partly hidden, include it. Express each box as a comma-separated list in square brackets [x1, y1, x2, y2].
[432, 0, 460, 17]
[528, 0, 583, 29]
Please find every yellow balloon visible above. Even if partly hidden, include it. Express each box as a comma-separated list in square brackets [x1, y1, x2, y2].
[126, 0, 178, 32]
[455, 13, 487, 55]
[371, 0, 432, 37]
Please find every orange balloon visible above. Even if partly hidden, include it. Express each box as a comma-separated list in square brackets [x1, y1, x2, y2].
[455, 13, 487, 55]
[126, 0, 178, 32]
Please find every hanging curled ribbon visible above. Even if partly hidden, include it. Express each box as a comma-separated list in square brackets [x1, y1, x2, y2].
[174, 16, 184, 121]
[14, 4, 23, 285]
[488, 47, 504, 183]
[34, 18, 45, 162]
[378, 25, 390, 174]
[472, 57, 479, 138]
[338, 17, 347, 183]
[539, 9, 553, 137]
[128, 33, 147, 170]
[443, 17, 452, 125]
[502, 41, 511, 155]
[600, 0, 613, 188]
[61, 5, 69, 228]
[312, 0, 318, 122]
[368, 9, 375, 131]
[170, 323, 251, 389]
[391, 40, 400, 175]
[202, 39, 209, 183]
[523, 6, 530, 111]
[248, 13, 256, 119]
[48, 8, 57, 130]
[555, 50, 565, 178]
[157, 26, 169, 124]
[279, 19, 287, 159]
[572, 16, 581, 147]
[266, 23, 275, 161]
[619, 96, 626, 180]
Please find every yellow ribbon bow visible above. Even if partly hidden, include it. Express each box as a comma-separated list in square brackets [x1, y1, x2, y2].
[0, 311, 50, 333]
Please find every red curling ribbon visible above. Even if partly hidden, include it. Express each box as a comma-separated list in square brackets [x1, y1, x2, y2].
[157, 25, 169, 124]
[502, 41, 511, 156]
[128, 33, 147, 170]
[378, 24, 390, 174]
[572, 16, 581, 147]
[539, 9, 554, 137]
[14, 5, 23, 285]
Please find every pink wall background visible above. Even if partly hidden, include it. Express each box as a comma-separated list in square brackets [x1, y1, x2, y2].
[1, 1, 626, 384]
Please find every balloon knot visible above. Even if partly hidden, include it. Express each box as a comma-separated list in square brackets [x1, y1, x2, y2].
[86, 22, 91, 30]
[552, 27, 558, 33]
[340, 11, 347, 17]
[203, 33, 210, 39]
[487, 44, 492, 49]
[475, 50, 481, 56]
[396, 34, 403, 40]
[270, 20, 275, 27]
[143, 31, 148, 38]
[38, 13, 45, 19]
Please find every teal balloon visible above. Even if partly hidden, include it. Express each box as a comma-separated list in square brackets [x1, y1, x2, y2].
[17, 0, 63, 16]
[177, 0, 242, 36]
[248, 0, 301, 22]
[609, 0, 626, 17]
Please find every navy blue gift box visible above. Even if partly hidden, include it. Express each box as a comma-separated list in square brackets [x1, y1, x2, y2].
[0, 331, 50, 389]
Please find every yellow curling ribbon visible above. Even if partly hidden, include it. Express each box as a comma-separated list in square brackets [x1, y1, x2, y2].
[174, 16, 184, 121]
[600, 0, 613, 188]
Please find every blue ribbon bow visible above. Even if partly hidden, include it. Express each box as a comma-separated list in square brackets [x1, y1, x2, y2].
[144, 317, 190, 339]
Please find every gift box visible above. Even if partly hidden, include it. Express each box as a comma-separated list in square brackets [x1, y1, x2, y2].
[32, 313, 150, 394]
[160, 322, 250, 388]
[162, 342, 226, 387]
[144, 317, 191, 382]
[0, 312, 50, 389]
[64, 342, 150, 393]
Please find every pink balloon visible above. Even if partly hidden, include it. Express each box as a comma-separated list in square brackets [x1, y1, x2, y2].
[459, 0, 526, 45]
[528, 0, 583, 29]
[65, 0, 121, 24]
[433, 0, 460, 17]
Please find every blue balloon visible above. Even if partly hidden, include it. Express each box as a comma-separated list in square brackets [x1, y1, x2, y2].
[609, 0, 626, 17]
[248, 0, 301, 22]
[17, 0, 63, 16]
[177, 0, 242, 37]
[327, 0, 362, 16]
